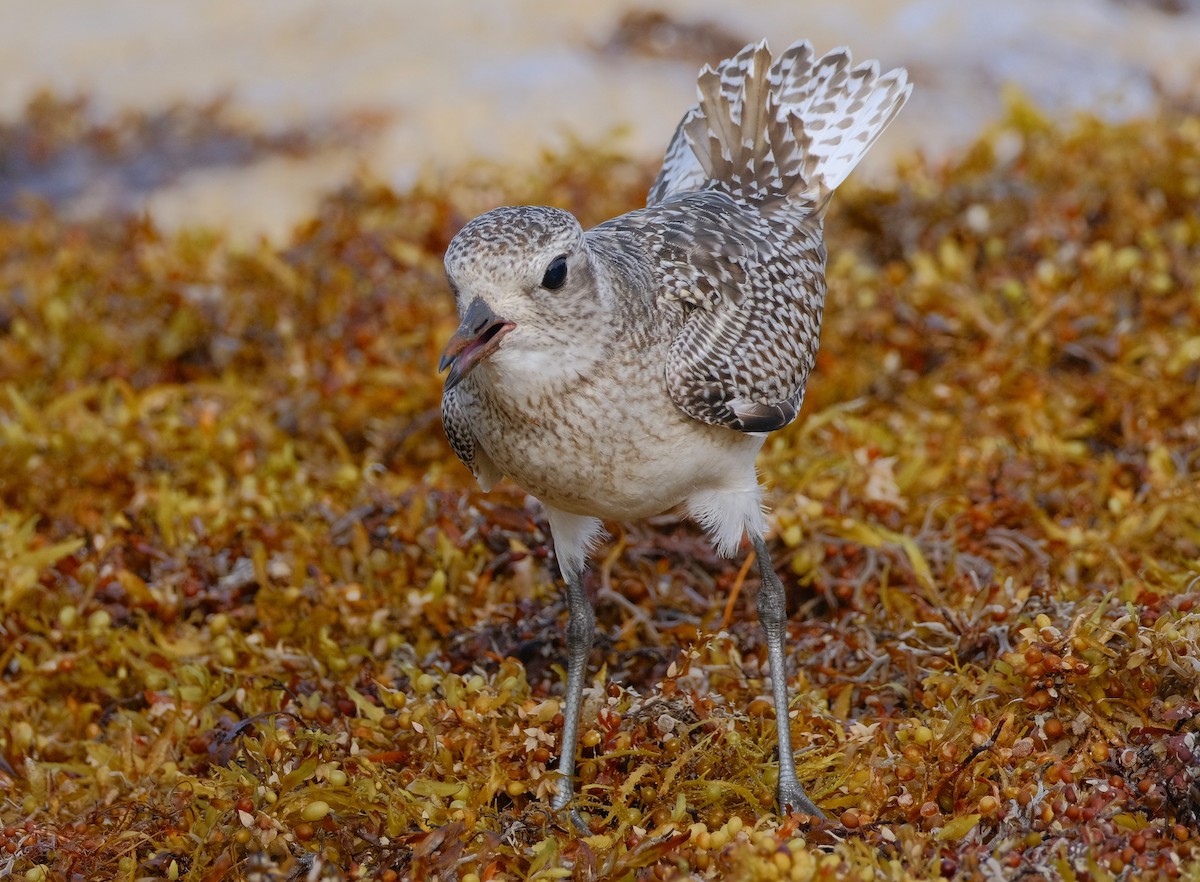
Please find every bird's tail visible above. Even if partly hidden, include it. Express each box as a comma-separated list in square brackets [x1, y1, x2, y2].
[648, 41, 911, 210]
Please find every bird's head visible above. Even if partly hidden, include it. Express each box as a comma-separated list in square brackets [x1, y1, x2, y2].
[440, 206, 602, 391]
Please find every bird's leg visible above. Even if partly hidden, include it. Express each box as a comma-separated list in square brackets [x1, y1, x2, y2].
[550, 566, 594, 833]
[751, 533, 825, 819]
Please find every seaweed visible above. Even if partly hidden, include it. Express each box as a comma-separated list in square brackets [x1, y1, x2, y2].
[1, 93, 1199, 880]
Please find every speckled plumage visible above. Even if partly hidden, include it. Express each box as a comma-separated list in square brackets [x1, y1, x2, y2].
[439, 39, 910, 824]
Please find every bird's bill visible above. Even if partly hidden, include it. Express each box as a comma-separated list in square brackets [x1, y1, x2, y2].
[439, 298, 514, 390]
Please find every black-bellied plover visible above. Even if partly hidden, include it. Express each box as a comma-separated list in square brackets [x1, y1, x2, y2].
[439, 40, 910, 826]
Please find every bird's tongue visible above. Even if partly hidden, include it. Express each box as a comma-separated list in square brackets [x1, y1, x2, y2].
[439, 302, 513, 390]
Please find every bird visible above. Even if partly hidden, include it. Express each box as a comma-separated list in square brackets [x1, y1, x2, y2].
[438, 39, 911, 827]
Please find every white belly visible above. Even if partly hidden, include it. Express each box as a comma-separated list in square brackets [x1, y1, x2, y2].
[471, 362, 765, 523]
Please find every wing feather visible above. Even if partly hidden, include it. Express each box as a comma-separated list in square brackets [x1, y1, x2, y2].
[646, 192, 827, 434]
[647, 39, 910, 209]
[641, 40, 909, 431]
[442, 385, 502, 490]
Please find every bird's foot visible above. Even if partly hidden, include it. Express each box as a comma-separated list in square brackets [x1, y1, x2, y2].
[778, 778, 826, 822]
[550, 786, 592, 835]
[564, 807, 590, 835]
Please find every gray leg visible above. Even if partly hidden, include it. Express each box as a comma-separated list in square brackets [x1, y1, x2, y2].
[550, 568, 594, 832]
[751, 534, 825, 819]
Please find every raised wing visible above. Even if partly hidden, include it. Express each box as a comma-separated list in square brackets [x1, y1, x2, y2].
[648, 43, 763, 206]
[640, 39, 909, 432]
[648, 40, 910, 211]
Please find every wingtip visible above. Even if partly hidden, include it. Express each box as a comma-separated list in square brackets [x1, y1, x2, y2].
[883, 68, 915, 110]
[781, 38, 815, 54]
[730, 397, 799, 434]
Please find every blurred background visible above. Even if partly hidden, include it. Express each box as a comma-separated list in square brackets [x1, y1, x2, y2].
[2, 0, 1198, 242]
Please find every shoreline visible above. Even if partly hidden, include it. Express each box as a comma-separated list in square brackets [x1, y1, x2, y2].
[3, 1, 1199, 241]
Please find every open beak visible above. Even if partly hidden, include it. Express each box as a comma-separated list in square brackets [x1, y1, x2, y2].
[439, 298, 515, 391]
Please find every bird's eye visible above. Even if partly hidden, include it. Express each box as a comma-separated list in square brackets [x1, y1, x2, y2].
[541, 255, 568, 290]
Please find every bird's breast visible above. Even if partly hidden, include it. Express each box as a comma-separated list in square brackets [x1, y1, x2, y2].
[466, 354, 760, 522]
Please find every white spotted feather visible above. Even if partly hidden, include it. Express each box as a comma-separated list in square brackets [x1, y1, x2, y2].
[649, 40, 911, 207]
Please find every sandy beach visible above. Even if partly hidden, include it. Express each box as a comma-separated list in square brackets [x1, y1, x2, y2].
[2, 1, 1198, 240]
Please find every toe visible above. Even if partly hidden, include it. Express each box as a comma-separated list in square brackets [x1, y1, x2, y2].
[778, 780, 825, 821]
